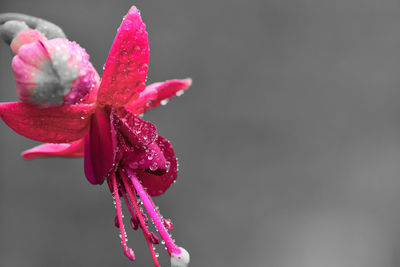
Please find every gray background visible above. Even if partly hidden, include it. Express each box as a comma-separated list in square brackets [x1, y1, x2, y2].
[1, 0, 400, 266]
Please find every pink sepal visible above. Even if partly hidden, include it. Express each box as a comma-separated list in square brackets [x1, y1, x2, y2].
[84, 107, 117, 185]
[97, 6, 149, 107]
[21, 138, 85, 159]
[0, 102, 94, 143]
[126, 79, 192, 115]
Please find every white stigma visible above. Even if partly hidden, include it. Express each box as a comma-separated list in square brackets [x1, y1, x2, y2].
[170, 247, 190, 267]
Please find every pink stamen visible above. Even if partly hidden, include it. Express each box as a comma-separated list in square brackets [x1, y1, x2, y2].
[163, 219, 174, 230]
[128, 170, 181, 255]
[130, 217, 139, 230]
[111, 173, 135, 261]
[141, 210, 149, 225]
[150, 232, 160, 244]
[121, 187, 139, 231]
[114, 215, 120, 228]
[120, 171, 160, 267]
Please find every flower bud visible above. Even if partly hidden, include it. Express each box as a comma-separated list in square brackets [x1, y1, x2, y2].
[12, 37, 98, 107]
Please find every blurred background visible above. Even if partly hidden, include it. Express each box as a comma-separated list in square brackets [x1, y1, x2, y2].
[1, 0, 400, 266]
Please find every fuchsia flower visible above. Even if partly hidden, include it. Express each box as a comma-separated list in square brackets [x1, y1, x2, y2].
[0, 6, 191, 267]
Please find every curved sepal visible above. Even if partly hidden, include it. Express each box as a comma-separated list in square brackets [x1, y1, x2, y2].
[21, 138, 85, 159]
[0, 102, 94, 143]
[97, 6, 149, 107]
[126, 78, 192, 115]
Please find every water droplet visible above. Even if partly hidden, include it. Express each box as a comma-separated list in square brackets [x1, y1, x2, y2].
[165, 161, 171, 171]
[150, 162, 158, 171]
[160, 99, 169, 106]
[176, 90, 185, 96]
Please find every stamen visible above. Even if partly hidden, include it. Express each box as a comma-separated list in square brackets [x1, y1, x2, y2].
[163, 219, 174, 230]
[111, 173, 135, 261]
[121, 187, 139, 231]
[120, 170, 160, 267]
[130, 217, 139, 230]
[128, 170, 181, 255]
[114, 215, 120, 228]
[150, 232, 160, 244]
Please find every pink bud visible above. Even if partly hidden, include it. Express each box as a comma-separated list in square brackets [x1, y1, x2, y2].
[12, 38, 99, 108]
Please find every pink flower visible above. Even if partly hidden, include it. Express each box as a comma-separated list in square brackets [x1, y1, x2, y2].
[0, 6, 191, 267]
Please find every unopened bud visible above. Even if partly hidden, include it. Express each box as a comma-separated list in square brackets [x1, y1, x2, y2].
[12, 37, 99, 107]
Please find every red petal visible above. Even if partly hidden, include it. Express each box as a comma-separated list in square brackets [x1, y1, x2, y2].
[126, 79, 192, 115]
[84, 107, 117, 185]
[135, 135, 178, 196]
[0, 102, 94, 143]
[122, 142, 167, 173]
[97, 6, 149, 107]
[21, 138, 85, 159]
[112, 108, 157, 147]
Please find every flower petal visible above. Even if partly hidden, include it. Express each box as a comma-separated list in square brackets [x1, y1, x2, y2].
[112, 108, 157, 147]
[97, 6, 149, 107]
[21, 138, 85, 159]
[122, 141, 167, 173]
[0, 102, 94, 143]
[84, 107, 117, 185]
[135, 135, 178, 196]
[126, 78, 192, 115]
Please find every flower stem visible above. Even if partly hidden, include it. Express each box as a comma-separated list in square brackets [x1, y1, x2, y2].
[0, 12, 65, 44]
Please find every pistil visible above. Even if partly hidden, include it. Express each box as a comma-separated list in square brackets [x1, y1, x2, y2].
[128, 169, 181, 255]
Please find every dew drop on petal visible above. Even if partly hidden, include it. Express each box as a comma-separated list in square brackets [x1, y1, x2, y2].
[176, 90, 185, 96]
[149, 162, 158, 171]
